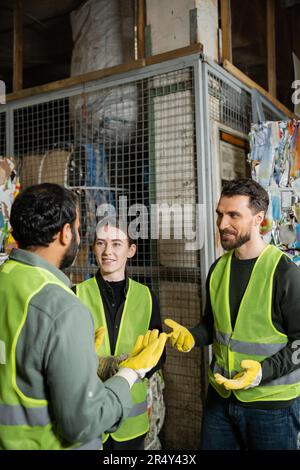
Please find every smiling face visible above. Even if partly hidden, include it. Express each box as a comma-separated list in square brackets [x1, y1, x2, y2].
[94, 224, 136, 281]
[216, 195, 263, 251]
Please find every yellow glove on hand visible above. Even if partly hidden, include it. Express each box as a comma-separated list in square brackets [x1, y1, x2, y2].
[119, 331, 167, 378]
[129, 329, 160, 355]
[214, 360, 262, 390]
[164, 318, 195, 352]
[94, 326, 106, 353]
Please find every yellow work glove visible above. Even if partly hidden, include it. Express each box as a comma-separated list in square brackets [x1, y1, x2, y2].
[214, 360, 262, 390]
[94, 326, 106, 353]
[129, 329, 160, 355]
[164, 318, 195, 352]
[119, 331, 167, 378]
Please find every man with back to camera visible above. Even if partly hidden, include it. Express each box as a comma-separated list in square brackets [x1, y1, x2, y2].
[165, 178, 300, 450]
[0, 183, 167, 450]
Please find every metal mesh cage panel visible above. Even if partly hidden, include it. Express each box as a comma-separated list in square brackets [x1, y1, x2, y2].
[208, 69, 286, 133]
[208, 70, 252, 134]
[12, 65, 202, 450]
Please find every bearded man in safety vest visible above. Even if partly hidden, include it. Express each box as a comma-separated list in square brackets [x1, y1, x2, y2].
[165, 178, 300, 450]
[0, 183, 166, 450]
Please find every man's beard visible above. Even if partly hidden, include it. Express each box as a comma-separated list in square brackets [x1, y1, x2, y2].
[59, 226, 79, 270]
[220, 229, 251, 251]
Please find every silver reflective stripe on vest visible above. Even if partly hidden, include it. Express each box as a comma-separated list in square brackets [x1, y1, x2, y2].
[212, 363, 230, 379]
[0, 403, 51, 426]
[75, 438, 102, 450]
[210, 361, 238, 379]
[264, 368, 300, 387]
[230, 339, 286, 356]
[128, 400, 147, 418]
[215, 330, 231, 346]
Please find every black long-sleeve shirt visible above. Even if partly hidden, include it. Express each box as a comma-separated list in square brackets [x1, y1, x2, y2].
[190, 252, 300, 408]
[74, 271, 165, 377]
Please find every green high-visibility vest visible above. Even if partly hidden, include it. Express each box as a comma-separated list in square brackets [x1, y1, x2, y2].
[0, 259, 101, 450]
[77, 276, 152, 442]
[209, 244, 300, 402]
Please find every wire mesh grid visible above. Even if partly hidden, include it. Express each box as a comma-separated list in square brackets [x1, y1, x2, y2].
[262, 104, 285, 122]
[0, 112, 6, 155]
[12, 65, 202, 449]
[13, 69, 200, 282]
[207, 68, 286, 132]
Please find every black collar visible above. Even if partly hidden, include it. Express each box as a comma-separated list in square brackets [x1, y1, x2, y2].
[95, 269, 129, 297]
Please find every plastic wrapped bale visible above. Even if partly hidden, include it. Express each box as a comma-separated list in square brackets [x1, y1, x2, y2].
[144, 370, 166, 450]
[69, 0, 137, 143]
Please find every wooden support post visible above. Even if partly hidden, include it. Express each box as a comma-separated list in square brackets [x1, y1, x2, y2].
[13, 0, 23, 92]
[190, 8, 200, 45]
[137, 0, 146, 59]
[267, 0, 276, 97]
[220, 0, 232, 63]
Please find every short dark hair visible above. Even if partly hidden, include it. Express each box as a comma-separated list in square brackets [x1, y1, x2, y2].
[221, 178, 269, 215]
[10, 183, 78, 248]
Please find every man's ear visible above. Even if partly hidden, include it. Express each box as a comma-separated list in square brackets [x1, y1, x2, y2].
[127, 244, 137, 259]
[60, 223, 71, 246]
[255, 211, 265, 226]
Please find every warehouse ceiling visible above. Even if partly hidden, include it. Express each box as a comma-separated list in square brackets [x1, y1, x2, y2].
[0, 0, 85, 91]
[231, 0, 300, 110]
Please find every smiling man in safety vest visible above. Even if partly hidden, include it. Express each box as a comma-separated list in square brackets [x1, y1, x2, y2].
[165, 178, 300, 450]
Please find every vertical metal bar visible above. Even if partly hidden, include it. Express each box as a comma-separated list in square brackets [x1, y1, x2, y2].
[194, 58, 215, 389]
[194, 59, 215, 284]
[6, 105, 14, 156]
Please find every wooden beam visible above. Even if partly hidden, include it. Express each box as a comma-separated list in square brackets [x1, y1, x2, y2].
[7, 59, 145, 102]
[220, 0, 232, 63]
[190, 8, 200, 45]
[6, 44, 203, 102]
[145, 43, 203, 66]
[137, 0, 146, 59]
[267, 0, 276, 97]
[223, 59, 296, 119]
[13, 0, 23, 92]
[220, 131, 249, 150]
